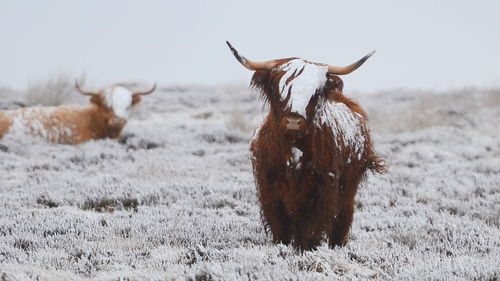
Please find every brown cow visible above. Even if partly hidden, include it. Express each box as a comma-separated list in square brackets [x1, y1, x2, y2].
[227, 41, 386, 250]
[0, 82, 155, 144]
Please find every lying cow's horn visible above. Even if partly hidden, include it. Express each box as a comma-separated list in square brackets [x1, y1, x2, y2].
[226, 41, 277, 71]
[75, 80, 98, 96]
[132, 83, 157, 96]
[327, 51, 376, 75]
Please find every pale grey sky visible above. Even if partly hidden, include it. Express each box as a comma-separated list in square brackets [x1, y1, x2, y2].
[1, 0, 499, 92]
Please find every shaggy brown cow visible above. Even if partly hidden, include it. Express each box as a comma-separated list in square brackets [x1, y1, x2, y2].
[0, 82, 155, 144]
[227, 41, 386, 250]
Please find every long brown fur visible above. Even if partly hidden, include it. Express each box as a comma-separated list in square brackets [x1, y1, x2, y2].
[250, 62, 386, 250]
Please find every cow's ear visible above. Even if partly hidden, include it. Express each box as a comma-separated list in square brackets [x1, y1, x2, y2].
[132, 96, 141, 105]
[90, 95, 104, 106]
[326, 75, 344, 93]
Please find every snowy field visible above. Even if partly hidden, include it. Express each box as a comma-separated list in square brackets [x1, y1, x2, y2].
[0, 82, 499, 280]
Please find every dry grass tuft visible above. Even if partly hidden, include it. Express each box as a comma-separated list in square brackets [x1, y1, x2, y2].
[227, 108, 259, 134]
[24, 74, 86, 106]
[482, 89, 500, 108]
[368, 89, 498, 134]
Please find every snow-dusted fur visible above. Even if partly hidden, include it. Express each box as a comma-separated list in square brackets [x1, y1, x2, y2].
[249, 61, 385, 250]
[0, 86, 145, 144]
[0, 85, 499, 280]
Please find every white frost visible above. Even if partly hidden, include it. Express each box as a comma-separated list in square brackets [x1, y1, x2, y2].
[278, 59, 328, 117]
[314, 100, 365, 158]
[0, 86, 498, 281]
[6, 106, 78, 143]
[291, 147, 303, 164]
[251, 122, 262, 143]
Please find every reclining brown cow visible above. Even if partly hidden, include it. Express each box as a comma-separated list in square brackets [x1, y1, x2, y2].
[0, 81, 155, 144]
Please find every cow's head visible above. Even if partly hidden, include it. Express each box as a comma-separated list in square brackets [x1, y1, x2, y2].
[227, 41, 373, 139]
[75, 81, 156, 134]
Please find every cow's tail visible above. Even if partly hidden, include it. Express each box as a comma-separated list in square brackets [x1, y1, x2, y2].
[368, 154, 388, 174]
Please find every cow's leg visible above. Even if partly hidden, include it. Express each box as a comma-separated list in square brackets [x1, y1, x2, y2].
[292, 186, 323, 251]
[261, 199, 292, 245]
[293, 219, 323, 251]
[329, 202, 354, 247]
[329, 179, 358, 248]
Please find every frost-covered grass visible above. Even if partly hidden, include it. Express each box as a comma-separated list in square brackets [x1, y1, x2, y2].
[1, 74, 88, 110]
[0, 85, 499, 281]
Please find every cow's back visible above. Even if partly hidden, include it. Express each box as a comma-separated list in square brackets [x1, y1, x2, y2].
[0, 106, 91, 144]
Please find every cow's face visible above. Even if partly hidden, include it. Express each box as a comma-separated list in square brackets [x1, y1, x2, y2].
[75, 82, 155, 130]
[99, 87, 139, 127]
[252, 59, 344, 139]
[262, 59, 330, 137]
[86, 87, 141, 132]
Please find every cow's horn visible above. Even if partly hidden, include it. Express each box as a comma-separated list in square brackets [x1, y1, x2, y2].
[327, 51, 375, 75]
[132, 83, 156, 96]
[75, 80, 98, 96]
[226, 41, 277, 71]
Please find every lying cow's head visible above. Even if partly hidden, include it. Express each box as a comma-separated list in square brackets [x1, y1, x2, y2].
[75, 81, 156, 135]
[226, 41, 374, 139]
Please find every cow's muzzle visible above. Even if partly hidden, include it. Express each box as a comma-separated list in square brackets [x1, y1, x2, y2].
[286, 118, 302, 130]
[282, 116, 306, 133]
[108, 117, 127, 128]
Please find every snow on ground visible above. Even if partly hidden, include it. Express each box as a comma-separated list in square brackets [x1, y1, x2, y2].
[0, 85, 499, 280]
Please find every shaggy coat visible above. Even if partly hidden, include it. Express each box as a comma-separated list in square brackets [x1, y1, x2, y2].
[0, 86, 150, 144]
[249, 59, 386, 250]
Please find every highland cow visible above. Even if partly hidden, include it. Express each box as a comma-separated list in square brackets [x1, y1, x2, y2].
[227, 41, 386, 250]
[0, 81, 156, 144]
